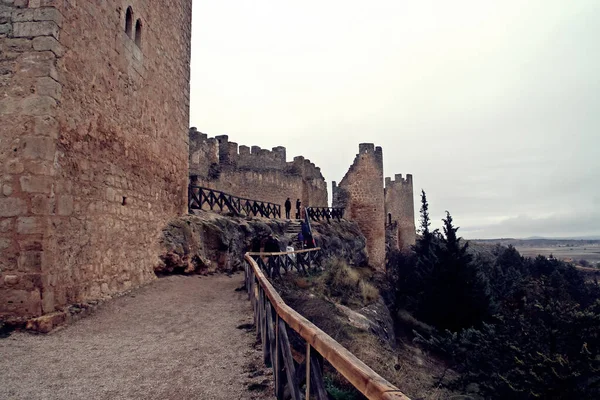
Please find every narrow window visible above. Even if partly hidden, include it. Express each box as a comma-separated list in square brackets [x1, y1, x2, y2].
[125, 7, 133, 38]
[135, 19, 142, 47]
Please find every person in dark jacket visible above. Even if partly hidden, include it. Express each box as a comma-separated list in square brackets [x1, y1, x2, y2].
[264, 234, 280, 253]
[284, 198, 291, 219]
[295, 198, 301, 219]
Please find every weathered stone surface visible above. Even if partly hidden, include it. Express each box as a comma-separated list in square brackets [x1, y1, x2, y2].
[157, 211, 368, 275]
[0, 197, 27, 216]
[31, 36, 63, 57]
[13, 21, 59, 39]
[1, 0, 193, 322]
[333, 144, 386, 269]
[385, 174, 416, 252]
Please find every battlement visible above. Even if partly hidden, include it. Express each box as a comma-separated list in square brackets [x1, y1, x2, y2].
[385, 173, 413, 187]
[188, 128, 328, 208]
[189, 129, 293, 171]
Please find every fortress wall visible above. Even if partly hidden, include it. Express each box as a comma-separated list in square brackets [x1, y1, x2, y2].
[189, 130, 328, 210]
[385, 174, 416, 252]
[0, 1, 64, 318]
[1, 1, 192, 320]
[333, 144, 385, 269]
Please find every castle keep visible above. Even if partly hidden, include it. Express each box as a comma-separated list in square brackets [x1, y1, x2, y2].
[0, 1, 192, 320]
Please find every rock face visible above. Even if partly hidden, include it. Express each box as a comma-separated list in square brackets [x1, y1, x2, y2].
[156, 211, 369, 274]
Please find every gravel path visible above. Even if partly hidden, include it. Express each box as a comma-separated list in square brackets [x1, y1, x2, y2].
[0, 273, 274, 400]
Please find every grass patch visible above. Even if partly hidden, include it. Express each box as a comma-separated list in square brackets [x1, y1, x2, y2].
[319, 258, 379, 306]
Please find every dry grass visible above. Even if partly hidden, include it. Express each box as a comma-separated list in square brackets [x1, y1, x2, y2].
[318, 258, 379, 306]
[359, 281, 379, 304]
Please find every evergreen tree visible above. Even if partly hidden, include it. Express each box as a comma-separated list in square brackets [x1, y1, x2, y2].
[418, 211, 490, 331]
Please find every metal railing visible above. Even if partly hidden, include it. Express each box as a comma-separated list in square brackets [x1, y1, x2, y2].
[247, 248, 322, 278]
[306, 207, 345, 222]
[188, 186, 281, 219]
[244, 252, 410, 400]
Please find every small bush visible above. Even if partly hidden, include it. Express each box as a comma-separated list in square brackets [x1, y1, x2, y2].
[324, 258, 361, 301]
[359, 281, 379, 304]
[319, 258, 379, 306]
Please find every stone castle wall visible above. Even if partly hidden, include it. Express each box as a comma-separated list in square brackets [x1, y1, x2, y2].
[1, 1, 192, 320]
[385, 174, 416, 252]
[189, 128, 328, 210]
[332, 144, 386, 269]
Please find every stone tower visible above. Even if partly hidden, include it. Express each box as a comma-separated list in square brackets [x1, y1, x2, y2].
[0, 1, 192, 321]
[332, 144, 385, 269]
[385, 174, 416, 252]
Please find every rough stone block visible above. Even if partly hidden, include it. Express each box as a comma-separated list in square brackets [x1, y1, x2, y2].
[17, 251, 43, 271]
[4, 274, 20, 285]
[0, 197, 27, 216]
[31, 35, 63, 57]
[17, 216, 44, 234]
[21, 135, 56, 160]
[56, 195, 73, 216]
[13, 21, 59, 39]
[34, 7, 63, 27]
[31, 194, 53, 214]
[0, 23, 11, 36]
[19, 174, 53, 193]
[12, 9, 35, 23]
[34, 115, 59, 137]
[1, 288, 42, 317]
[3, 38, 32, 52]
[2, 184, 13, 196]
[0, 237, 11, 250]
[17, 51, 58, 79]
[20, 95, 56, 116]
[5, 158, 25, 174]
[35, 76, 61, 100]
[0, 96, 20, 115]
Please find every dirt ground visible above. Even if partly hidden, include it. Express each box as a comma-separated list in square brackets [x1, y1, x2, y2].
[0, 274, 274, 400]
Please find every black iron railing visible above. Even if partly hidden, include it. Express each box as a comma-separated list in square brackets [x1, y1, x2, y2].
[247, 248, 322, 278]
[188, 186, 281, 219]
[306, 207, 344, 222]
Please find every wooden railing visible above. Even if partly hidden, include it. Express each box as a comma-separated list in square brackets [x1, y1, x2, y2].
[189, 186, 281, 219]
[244, 253, 410, 400]
[306, 207, 345, 222]
[247, 248, 322, 278]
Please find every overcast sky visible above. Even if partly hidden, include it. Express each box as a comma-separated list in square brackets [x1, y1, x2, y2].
[189, 0, 600, 239]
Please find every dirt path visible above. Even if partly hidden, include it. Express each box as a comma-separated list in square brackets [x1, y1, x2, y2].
[0, 274, 274, 400]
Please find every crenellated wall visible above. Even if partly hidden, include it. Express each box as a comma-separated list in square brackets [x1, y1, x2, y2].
[189, 128, 328, 211]
[332, 144, 386, 269]
[385, 174, 416, 252]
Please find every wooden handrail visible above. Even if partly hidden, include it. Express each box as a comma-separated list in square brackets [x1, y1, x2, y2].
[246, 247, 321, 257]
[244, 253, 410, 400]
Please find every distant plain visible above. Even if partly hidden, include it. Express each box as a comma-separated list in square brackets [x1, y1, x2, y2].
[472, 239, 600, 265]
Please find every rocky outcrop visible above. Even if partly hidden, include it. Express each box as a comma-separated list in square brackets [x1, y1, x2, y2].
[156, 211, 369, 274]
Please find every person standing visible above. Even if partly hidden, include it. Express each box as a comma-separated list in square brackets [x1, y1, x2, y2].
[295, 198, 301, 219]
[284, 197, 292, 219]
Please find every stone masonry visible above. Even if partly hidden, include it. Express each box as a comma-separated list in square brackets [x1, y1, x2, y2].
[332, 144, 386, 269]
[385, 174, 416, 252]
[0, 1, 192, 321]
[189, 128, 328, 211]
[333, 144, 415, 269]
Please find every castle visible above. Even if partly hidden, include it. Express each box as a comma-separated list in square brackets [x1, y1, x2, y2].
[0, 1, 414, 322]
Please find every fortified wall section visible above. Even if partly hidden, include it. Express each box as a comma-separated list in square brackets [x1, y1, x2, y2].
[385, 174, 416, 252]
[332, 144, 385, 269]
[1, 1, 192, 321]
[189, 128, 328, 210]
